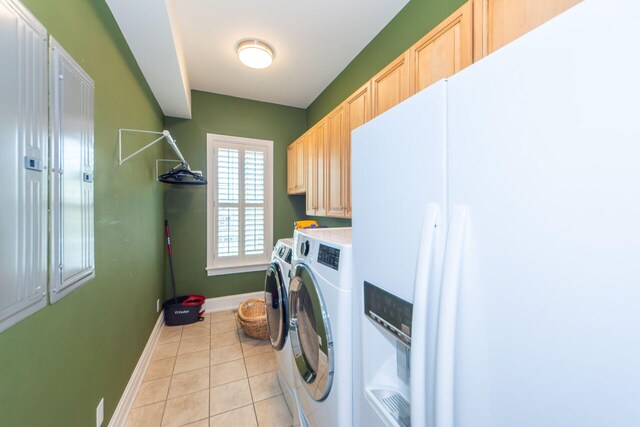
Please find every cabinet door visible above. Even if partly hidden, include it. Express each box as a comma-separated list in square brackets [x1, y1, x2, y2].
[0, 0, 48, 333]
[473, 0, 582, 59]
[295, 135, 306, 192]
[409, 1, 473, 95]
[344, 82, 371, 218]
[326, 105, 346, 217]
[50, 38, 95, 303]
[314, 120, 327, 216]
[287, 142, 296, 194]
[305, 121, 328, 216]
[306, 129, 317, 215]
[288, 136, 307, 195]
[371, 51, 410, 118]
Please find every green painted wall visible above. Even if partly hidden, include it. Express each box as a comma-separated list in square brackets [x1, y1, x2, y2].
[0, 0, 165, 426]
[307, 0, 466, 125]
[164, 91, 307, 298]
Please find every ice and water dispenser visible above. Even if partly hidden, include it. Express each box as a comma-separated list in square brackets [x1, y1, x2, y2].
[363, 281, 413, 427]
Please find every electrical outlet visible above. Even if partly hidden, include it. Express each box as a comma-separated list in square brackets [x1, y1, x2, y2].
[96, 398, 104, 427]
[156, 299, 160, 313]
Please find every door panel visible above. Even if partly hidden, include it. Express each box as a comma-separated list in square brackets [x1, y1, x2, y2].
[264, 263, 287, 350]
[447, 2, 640, 425]
[49, 37, 95, 303]
[314, 121, 327, 216]
[474, 0, 582, 58]
[0, 0, 48, 332]
[306, 129, 317, 215]
[289, 264, 333, 401]
[326, 106, 345, 217]
[295, 136, 306, 192]
[410, 2, 472, 94]
[345, 82, 371, 218]
[372, 52, 410, 118]
[287, 143, 295, 194]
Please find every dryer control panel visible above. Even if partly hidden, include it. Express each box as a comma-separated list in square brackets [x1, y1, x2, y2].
[317, 244, 340, 270]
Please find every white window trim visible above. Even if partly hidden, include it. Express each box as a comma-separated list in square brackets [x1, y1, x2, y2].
[206, 133, 273, 276]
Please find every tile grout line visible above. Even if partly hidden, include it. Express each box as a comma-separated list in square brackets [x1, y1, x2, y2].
[207, 327, 211, 425]
[210, 311, 252, 423]
[209, 404, 256, 423]
[237, 314, 261, 427]
[158, 324, 172, 427]
[237, 319, 255, 399]
[208, 314, 213, 423]
[162, 322, 208, 426]
[171, 326, 184, 377]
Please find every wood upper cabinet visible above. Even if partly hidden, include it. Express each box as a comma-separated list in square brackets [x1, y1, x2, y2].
[473, 0, 582, 59]
[371, 51, 410, 118]
[326, 105, 346, 217]
[409, 2, 473, 95]
[291, 0, 586, 217]
[304, 85, 370, 219]
[306, 120, 327, 216]
[287, 135, 306, 195]
[344, 82, 371, 218]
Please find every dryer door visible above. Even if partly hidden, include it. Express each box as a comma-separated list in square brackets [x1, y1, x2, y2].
[289, 263, 334, 401]
[265, 261, 287, 350]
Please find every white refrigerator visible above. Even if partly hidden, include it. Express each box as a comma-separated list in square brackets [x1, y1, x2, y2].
[352, 0, 640, 426]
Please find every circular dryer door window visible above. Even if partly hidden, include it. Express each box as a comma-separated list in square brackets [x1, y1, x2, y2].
[264, 262, 287, 350]
[289, 264, 334, 401]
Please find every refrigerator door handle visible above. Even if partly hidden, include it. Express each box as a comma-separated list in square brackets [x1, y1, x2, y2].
[435, 206, 469, 427]
[411, 203, 440, 427]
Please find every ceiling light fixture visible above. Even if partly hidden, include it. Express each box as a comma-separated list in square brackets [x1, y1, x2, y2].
[237, 39, 274, 69]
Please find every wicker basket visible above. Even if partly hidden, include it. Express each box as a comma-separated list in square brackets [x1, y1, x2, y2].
[237, 298, 269, 340]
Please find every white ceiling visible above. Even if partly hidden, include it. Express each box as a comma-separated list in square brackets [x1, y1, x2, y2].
[107, 0, 409, 118]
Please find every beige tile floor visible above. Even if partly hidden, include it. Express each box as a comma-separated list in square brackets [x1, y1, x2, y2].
[125, 310, 294, 427]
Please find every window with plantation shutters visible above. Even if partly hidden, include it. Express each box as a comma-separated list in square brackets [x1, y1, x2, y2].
[206, 134, 273, 275]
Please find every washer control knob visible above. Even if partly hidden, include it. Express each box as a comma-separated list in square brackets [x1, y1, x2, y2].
[301, 240, 310, 256]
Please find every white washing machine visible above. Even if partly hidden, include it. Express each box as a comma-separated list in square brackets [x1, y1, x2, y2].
[289, 227, 353, 427]
[264, 238, 300, 425]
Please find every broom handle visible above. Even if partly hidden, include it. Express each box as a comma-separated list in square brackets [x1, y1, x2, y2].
[165, 220, 178, 303]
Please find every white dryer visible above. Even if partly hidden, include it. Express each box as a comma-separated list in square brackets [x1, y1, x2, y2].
[264, 238, 300, 424]
[289, 228, 353, 427]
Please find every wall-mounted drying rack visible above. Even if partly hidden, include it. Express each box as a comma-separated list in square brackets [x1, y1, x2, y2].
[118, 128, 207, 185]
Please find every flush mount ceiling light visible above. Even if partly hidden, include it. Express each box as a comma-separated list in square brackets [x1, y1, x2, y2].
[237, 39, 274, 69]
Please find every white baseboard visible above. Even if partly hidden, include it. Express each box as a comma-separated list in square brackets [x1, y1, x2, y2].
[203, 291, 263, 313]
[108, 312, 164, 427]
